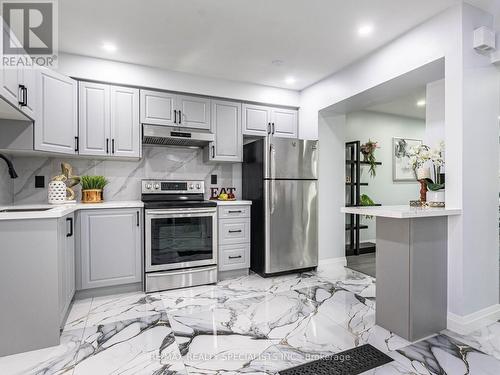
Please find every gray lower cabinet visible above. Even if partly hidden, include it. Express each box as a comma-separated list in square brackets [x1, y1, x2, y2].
[78, 208, 142, 290]
[58, 213, 76, 324]
[217, 204, 251, 277]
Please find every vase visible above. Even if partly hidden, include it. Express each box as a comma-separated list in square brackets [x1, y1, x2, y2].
[81, 189, 103, 203]
[48, 181, 67, 204]
[426, 190, 445, 204]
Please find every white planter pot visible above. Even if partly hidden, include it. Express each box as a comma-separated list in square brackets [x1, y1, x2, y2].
[426, 190, 445, 203]
[48, 181, 67, 204]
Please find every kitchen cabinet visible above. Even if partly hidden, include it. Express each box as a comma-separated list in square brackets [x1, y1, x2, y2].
[58, 213, 75, 325]
[79, 208, 142, 290]
[217, 203, 251, 278]
[242, 103, 298, 138]
[0, 61, 36, 119]
[79, 82, 140, 158]
[140, 89, 211, 130]
[34, 68, 78, 154]
[208, 99, 242, 162]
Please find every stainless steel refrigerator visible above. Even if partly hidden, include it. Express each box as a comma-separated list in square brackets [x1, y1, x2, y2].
[243, 137, 318, 276]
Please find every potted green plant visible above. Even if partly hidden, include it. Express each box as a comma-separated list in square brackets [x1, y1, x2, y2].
[360, 140, 379, 177]
[80, 175, 108, 203]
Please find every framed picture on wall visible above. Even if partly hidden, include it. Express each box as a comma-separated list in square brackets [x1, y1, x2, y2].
[393, 137, 422, 181]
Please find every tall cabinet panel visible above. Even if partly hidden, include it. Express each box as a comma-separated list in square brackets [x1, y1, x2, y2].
[34, 69, 78, 154]
[78, 82, 110, 156]
[111, 86, 140, 158]
[208, 100, 242, 162]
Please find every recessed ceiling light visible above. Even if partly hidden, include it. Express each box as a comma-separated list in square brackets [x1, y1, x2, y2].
[416, 99, 426, 107]
[358, 24, 374, 37]
[272, 59, 284, 67]
[285, 77, 296, 85]
[101, 42, 117, 53]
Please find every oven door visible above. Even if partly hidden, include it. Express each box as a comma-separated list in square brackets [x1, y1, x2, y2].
[145, 208, 217, 272]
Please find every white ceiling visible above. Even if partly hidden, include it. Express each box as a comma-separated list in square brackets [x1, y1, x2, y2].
[59, 0, 493, 90]
[366, 88, 427, 119]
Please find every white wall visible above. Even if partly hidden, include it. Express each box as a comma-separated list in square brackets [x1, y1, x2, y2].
[57, 53, 300, 108]
[425, 79, 445, 148]
[303, 3, 500, 322]
[345, 111, 425, 242]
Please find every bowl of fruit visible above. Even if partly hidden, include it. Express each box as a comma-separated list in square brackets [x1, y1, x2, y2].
[218, 192, 236, 201]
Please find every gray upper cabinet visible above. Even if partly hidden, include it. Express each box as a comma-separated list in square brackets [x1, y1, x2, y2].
[140, 89, 211, 130]
[79, 82, 140, 158]
[271, 107, 298, 138]
[242, 103, 270, 136]
[34, 69, 78, 154]
[177, 94, 211, 130]
[20, 65, 36, 119]
[110, 86, 140, 157]
[0, 61, 36, 120]
[208, 100, 242, 162]
[0, 66, 20, 108]
[79, 82, 110, 156]
[140, 89, 176, 126]
[242, 103, 298, 139]
[79, 209, 142, 290]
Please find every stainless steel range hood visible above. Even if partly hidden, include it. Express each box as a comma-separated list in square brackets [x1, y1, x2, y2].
[143, 124, 214, 147]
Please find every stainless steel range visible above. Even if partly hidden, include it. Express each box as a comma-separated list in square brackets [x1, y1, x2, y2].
[142, 179, 218, 292]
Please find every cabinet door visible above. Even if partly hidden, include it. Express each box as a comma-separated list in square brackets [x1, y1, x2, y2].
[19, 65, 36, 119]
[65, 214, 75, 304]
[209, 100, 242, 162]
[177, 94, 211, 130]
[242, 104, 270, 136]
[111, 86, 141, 158]
[0, 66, 20, 107]
[58, 213, 75, 325]
[78, 82, 110, 156]
[140, 89, 176, 126]
[34, 69, 78, 154]
[271, 108, 298, 138]
[80, 209, 142, 289]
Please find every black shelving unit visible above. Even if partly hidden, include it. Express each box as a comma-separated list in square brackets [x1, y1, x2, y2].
[345, 141, 381, 256]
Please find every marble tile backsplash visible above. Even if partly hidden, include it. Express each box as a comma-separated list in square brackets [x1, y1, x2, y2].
[0, 162, 14, 205]
[12, 146, 242, 205]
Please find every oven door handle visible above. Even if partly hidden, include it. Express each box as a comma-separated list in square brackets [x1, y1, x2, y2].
[146, 209, 216, 216]
[146, 266, 216, 277]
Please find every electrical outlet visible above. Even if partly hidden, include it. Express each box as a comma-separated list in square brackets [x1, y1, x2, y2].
[35, 176, 45, 188]
[211, 174, 217, 184]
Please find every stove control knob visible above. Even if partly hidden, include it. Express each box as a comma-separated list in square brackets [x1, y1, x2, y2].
[145, 183, 152, 190]
[189, 184, 194, 190]
[154, 183, 160, 190]
[196, 184, 201, 189]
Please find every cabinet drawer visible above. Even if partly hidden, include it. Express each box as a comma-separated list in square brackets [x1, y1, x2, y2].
[219, 218, 250, 245]
[218, 205, 250, 219]
[219, 244, 250, 271]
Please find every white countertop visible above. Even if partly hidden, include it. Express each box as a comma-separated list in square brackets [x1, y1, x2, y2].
[341, 205, 462, 219]
[215, 200, 252, 205]
[0, 201, 144, 221]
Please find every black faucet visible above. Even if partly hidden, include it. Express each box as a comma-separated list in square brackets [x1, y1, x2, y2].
[0, 153, 18, 179]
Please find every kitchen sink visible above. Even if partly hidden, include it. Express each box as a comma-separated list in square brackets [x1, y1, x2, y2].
[0, 208, 52, 213]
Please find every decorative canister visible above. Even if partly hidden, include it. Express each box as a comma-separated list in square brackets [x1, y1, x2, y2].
[48, 180, 67, 204]
[426, 190, 445, 206]
[81, 189, 103, 203]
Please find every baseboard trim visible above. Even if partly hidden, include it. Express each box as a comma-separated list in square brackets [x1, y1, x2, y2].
[318, 257, 347, 267]
[447, 304, 500, 335]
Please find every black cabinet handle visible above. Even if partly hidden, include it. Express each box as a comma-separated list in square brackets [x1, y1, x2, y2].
[228, 229, 242, 233]
[106, 138, 109, 154]
[211, 145, 215, 158]
[22, 86, 27, 107]
[18, 84, 25, 106]
[229, 255, 242, 259]
[74, 136, 79, 152]
[178, 110, 182, 125]
[267, 122, 271, 134]
[174, 110, 177, 124]
[228, 210, 242, 213]
[272, 122, 275, 135]
[112, 139, 115, 154]
[66, 217, 73, 237]
[136, 211, 140, 226]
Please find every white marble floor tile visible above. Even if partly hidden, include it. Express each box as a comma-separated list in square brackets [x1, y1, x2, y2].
[443, 321, 500, 360]
[0, 328, 84, 375]
[64, 298, 93, 331]
[392, 334, 500, 375]
[73, 312, 186, 375]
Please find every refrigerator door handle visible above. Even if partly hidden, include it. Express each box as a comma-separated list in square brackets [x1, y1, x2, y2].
[270, 143, 276, 179]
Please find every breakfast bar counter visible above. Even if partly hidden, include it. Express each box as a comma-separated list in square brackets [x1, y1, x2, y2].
[341, 205, 461, 341]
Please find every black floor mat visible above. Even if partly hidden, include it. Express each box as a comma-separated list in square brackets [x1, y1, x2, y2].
[279, 344, 393, 375]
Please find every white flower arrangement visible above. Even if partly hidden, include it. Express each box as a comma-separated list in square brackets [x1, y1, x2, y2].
[407, 141, 445, 190]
